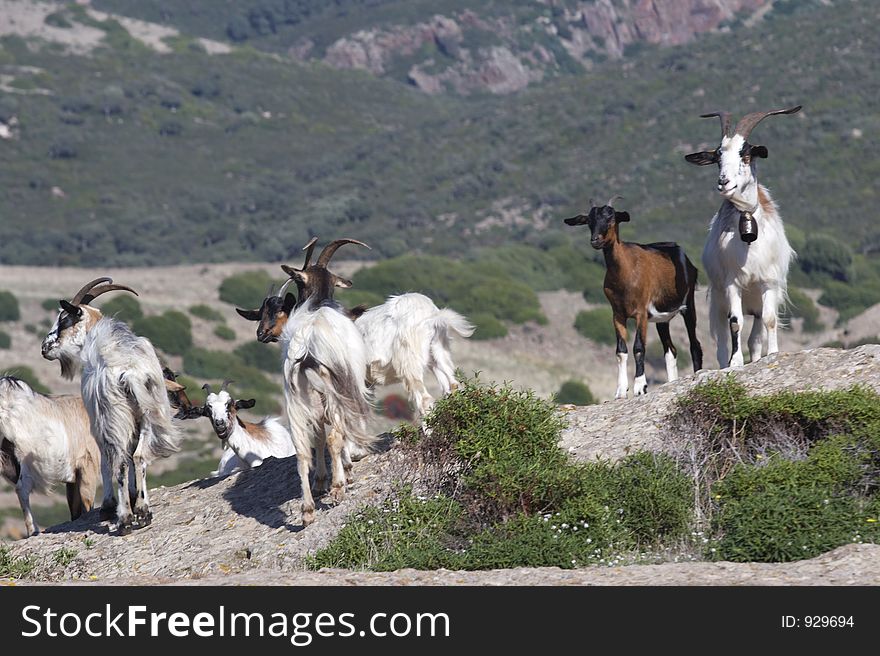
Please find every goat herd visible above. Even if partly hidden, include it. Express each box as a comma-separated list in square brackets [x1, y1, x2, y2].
[0, 105, 800, 539]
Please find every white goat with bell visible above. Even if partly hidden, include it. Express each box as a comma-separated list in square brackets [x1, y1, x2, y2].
[41, 278, 181, 535]
[685, 106, 800, 368]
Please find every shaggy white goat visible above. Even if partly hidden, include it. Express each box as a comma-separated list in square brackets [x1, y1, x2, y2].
[0, 377, 100, 536]
[685, 106, 800, 368]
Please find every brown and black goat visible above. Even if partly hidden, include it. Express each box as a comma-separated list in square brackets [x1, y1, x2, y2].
[565, 199, 702, 399]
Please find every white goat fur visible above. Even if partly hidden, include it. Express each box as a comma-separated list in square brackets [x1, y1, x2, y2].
[356, 293, 474, 418]
[280, 299, 376, 525]
[0, 378, 100, 536]
[203, 390, 294, 476]
[700, 133, 794, 368]
[43, 310, 180, 531]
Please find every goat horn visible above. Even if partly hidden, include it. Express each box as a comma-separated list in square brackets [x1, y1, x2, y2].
[606, 195, 623, 208]
[80, 284, 139, 305]
[266, 281, 276, 298]
[220, 379, 234, 392]
[277, 277, 295, 297]
[301, 236, 318, 269]
[202, 383, 213, 394]
[700, 111, 732, 140]
[71, 277, 113, 305]
[316, 238, 371, 268]
[734, 106, 801, 141]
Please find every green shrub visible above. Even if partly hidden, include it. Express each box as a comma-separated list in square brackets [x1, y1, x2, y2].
[0, 290, 20, 321]
[817, 278, 880, 323]
[183, 348, 280, 396]
[311, 379, 693, 571]
[42, 298, 60, 312]
[99, 295, 143, 324]
[554, 380, 595, 405]
[218, 270, 281, 308]
[234, 341, 281, 373]
[470, 312, 507, 340]
[133, 311, 192, 355]
[1, 366, 51, 394]
[214, 324, 236, 341]
[0, 330, 10, 349]
[574, 307, 616, 345]
[189, 304, 226, 322]
[781, 287, 823, 333]
[0, 545, 35, 579]
[799, 236, 852, 282]
[335, 289, 384, 310]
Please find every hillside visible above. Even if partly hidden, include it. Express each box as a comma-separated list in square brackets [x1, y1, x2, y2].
[0, 0, 878, 270]
[3, 344, 879, 585]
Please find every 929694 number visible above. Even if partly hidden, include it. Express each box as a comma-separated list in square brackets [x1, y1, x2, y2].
[805, 616, 853, 628]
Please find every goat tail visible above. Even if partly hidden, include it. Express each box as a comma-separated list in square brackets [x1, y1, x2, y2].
[433, 308, 475, 339]
[126, 372, 181, 462]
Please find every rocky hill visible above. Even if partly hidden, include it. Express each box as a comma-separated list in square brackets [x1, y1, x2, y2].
[4, 344, 878, 586]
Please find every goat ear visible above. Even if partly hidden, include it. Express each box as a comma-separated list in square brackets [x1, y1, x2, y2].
[282, 292, 296, 313]
[281, 265, 308, 283]
[614, 211, 630, 223]
[563, 214, 590, 227]
[59, 300, 82, 316]
[178, 406, 205, 421]
[236, 307, 261, 322]
[685, 151, 718, 166]
[749, 145, 768, 159]
[235, 399, 256, 410]
[333, 275, 353, 289]
[164, 378, 186, 393]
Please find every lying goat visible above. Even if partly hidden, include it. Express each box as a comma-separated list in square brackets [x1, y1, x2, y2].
[178, 380, 294, 477]
[0, 377, 100, 536]
[565, 199, 703, 398]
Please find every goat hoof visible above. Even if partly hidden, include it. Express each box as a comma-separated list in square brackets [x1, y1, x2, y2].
[117, 520, 133, 536]
[329, 485, 345, 505]
[302, 508, 315, 526]
[135, 510, 152, 527]
[344, 467, 354, 485]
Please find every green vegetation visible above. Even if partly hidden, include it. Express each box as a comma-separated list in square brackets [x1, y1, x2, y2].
[42, 298, 60, 312]
[52, 546, 78, 567]
[234, 341, 280, 373]
[671, 378, 880, 562]
[309, 379, 693, 570]
[98, 295, 144, 324]
[554, 380, 596, 405]
[1, 366, 51, 394]
[0, 545, 35, 578]
[133, 310, 193, 355]
[213, 324, 236, 341]
[781, 287, 823, 333]
[190, 304, 226, 322]
[183, 347, 281, 398]
[0, 330, 10, 350]
[219, 271, 280, 309]
[0, 291, 20, 322]
[574, 307, 616, 345]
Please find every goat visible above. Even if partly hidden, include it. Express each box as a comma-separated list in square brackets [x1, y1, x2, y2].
[263, 238, 377, 525]
[178, 380, 294, 477]
[41, 278, 181, 535]
[238, 240, 474, 421]
[685, 106, 800, 368]
[0, 377, 100, 537]
[565, 198, 702, 399]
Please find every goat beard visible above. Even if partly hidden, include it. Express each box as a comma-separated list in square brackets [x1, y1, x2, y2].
[58, 352, 80, 381]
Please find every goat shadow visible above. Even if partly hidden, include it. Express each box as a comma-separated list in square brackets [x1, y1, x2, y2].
[213, 433, 395, 533]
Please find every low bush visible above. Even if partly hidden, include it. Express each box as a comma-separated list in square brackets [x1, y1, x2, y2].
[233, 341, 281, 373]
[189, 304, 225, 322]
[1, 366, 51, 394]
[214, 325, 236, 341]
[781, 287, 823, 333]
[218, 270, 281, 309]
[183, 348, 280, 396]
[0, 330, 10, 349]
[0, 290, 20, 322]
[99, 295, 143, 324]
[554, 380, 595, 405]
[574, 307, 616, 345]
[133, 311, 192, 355]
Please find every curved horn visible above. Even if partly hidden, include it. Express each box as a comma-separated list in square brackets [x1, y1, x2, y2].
[80, 284, 139, 305]
[700, 111, 732, 140]
[220, 379, 234, 392]
[71, 277, 113, 305]
[734, 106, 801, 141]
[266, 281, 276, 298]
[277, 277, 295, 297]
[301, 236, 318, 269]
[316, 238, 371, 268]
[606, 195, 623, 208]
[202, 383, 213, 395]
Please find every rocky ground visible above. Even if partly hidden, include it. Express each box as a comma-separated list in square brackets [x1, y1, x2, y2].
[3, 345, 878, 586]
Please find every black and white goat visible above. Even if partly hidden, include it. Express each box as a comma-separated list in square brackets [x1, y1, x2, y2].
[685, 106, 800, 368]
[565, 198, 702, 399]
[239, 240, 474, 421]
[178, 380, 294, 477]
[41, 278, 181, 535]
[0, 377, 100, 536]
